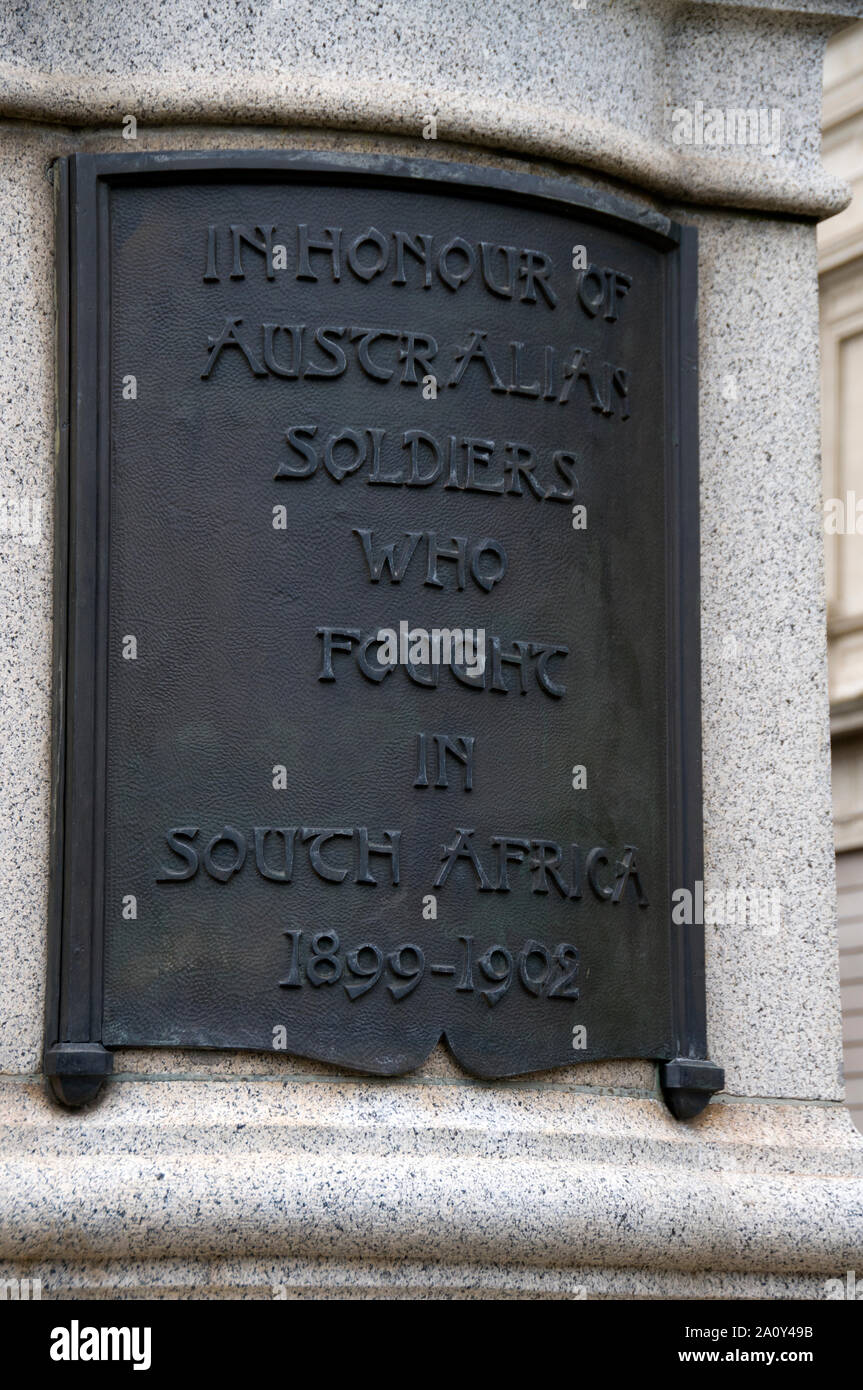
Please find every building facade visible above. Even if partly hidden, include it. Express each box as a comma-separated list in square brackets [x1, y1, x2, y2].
[820, 19, 863, 1132]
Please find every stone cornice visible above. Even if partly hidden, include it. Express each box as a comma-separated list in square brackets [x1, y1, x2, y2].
[1, 0, 862, 217]
[1, 1081, 861, 1276]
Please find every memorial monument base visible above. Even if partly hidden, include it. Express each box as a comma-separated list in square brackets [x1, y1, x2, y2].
[1, 1067, 861, 1299]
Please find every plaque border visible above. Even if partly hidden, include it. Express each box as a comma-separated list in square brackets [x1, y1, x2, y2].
[45, 150, 722, 1114]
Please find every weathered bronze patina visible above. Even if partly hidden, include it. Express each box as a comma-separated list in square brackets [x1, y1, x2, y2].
[46, 152, 722, 1115]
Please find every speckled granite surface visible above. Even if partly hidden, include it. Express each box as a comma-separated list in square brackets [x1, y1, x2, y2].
[0, 1079, 860, 1296]
[1, 0, 862, 1299]
[0, 0, 860, 215]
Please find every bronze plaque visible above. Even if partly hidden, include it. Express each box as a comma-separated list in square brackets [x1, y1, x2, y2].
[46, 152, 721, 1115]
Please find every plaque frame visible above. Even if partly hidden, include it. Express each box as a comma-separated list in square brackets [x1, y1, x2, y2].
[45, 150, 722, 1116]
